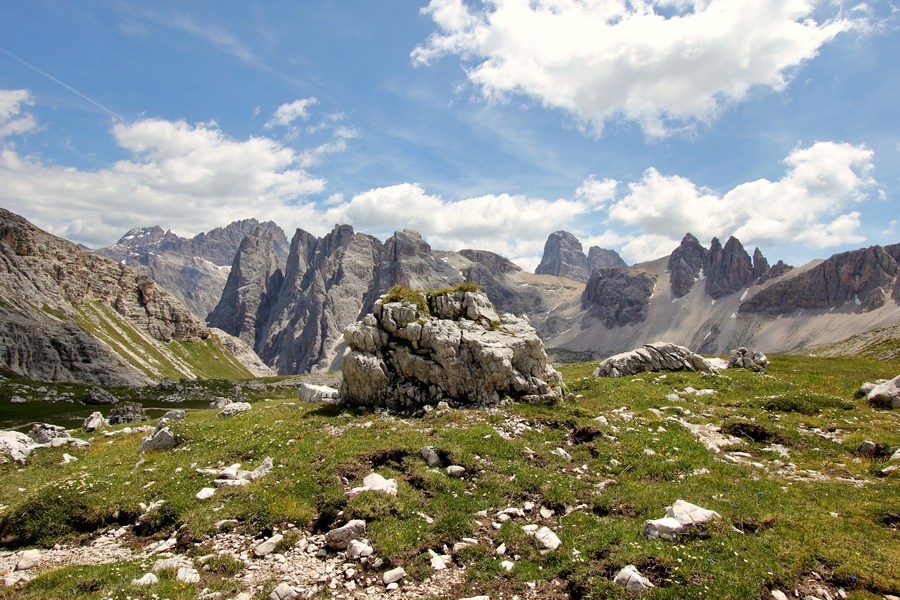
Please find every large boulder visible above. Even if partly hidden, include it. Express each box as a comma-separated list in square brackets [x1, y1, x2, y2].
[108, 402, 149, 425]
[726, 347, 768, 373]
[868, 374, 900, 408]
[341, 288, 564, 411]
[593, 342, 719, 378]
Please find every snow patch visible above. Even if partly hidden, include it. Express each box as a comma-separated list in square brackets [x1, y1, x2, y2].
[739, 289, 749, 302]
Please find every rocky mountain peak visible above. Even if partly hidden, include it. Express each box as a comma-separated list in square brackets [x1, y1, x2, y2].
[535, 230, 590, 282]
[752, 247, 769, 282]
[582, 267, 657, 328]
[667, 233, 708, 298]
[587, 246, 627, 271]
[704, 236, 755, 299]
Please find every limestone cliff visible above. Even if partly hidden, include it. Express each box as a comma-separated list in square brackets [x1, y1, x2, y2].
[535, 231, 590, 282]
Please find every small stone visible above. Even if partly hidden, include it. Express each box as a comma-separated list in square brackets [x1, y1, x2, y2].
[61, 453, 78, 464]
[856, 440, 878, 457]
[495, 543, 506, 555]
[347, 539, 373, 559]
[268, 582, 298, 600]
[15, 550, 41, 571]
[255, 534, 284, 557]
[501, 560, 514, 572]
[131, 573, 159, 586]
[436, 401, 450, 411]
[176, 566, 200, 584]
[534, 526, 561, 550]
[613, 564, 654, 592]
[196, 487, 216, 500]
[446, 465, 466, 478]
[550, 447, 571, 461]
[420, 446, 441, 467]
[771, 591, 789, 600]
[217, 402, 252, 417]
[326, 519, 367, 550]
[383, 566, 407, 584]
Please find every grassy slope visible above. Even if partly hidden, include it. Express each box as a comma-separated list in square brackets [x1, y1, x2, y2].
[71, 301, 253, 381]
[0, 355, 898, 599]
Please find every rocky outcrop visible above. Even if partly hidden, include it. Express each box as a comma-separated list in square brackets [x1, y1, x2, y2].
[96, 219, 289, 319]
[582, 268, 656, 328]
[592, 342, 719, 377]
[587, 246, 627, 271]
[535, 231, 589, 282]
[667, 234, 707, 298]
[752, 248, 769, 282]
[704, 236, 755, 299]
[341, 289, 564, 410]
[757, 259, 793, 284]
[727, 347, 768, 373]
[207, 228, 281, 346]
[0, 208, 214, 385]
[256, 225, 382, 374]
[740, 244, 899, 315]
[458, 249, 521, 276]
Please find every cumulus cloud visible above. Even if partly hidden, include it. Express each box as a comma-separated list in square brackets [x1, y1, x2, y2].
[413, 0, 866, 136]
[265, 97, 319, 129]
[599, 141, 877, 261]
[0, 89, 36, 138]
[322, 182, 588, 270]
[0, 105, 329, 246]
[576, 176, 618, 209]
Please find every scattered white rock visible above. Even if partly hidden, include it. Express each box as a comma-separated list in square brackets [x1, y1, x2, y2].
[420, 445, 441, 467]
[771, 590, 789, 600]
[644, 499, 721, 540]
[131, 573, 159, 586]
[350, 472, 398, 496]
[61, 453, 78, 464]
[550, 447, 572, 461]
[383, 566, 407, 584]
[14, 549, 41, 571]
[347, 539, 374, 559]
[140, 426, 177, 452]
[268, 582, 299, 600]
[325, 519, 366, 550]
[533, 526, 561, 550]
[176, 566, 201, 584]
[446, 465, 466, 478]
[196, 487, 216, 500]
[298, 382, 339, 403]
[254, 534, 284, 557]
[613, 564, 655, 593]
[217, 402, 252, 417]
[501, 560, 514, 572]
[82, 411, 109, 432]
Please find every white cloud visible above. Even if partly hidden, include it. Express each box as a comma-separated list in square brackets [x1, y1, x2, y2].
[414, 0, 865, 136]
[265, 97, 319, 129]
[0, 104, 329, 247]
[599, 141, 877, 262]
[0, 89, 36, 138]
[576, 176, 618, 209]
[322, 182, 588, 270]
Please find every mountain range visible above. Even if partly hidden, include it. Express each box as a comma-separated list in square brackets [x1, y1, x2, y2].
[2, 206, 898, 383]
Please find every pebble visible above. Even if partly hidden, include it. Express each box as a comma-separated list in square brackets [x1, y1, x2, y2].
[446, 465, 466, 478]
[383, 566, 407, 584]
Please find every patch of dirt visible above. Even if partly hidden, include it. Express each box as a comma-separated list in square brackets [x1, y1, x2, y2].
[721, 421, 782, 443]
[571, 426, 602, 444]
[879, 511, 900, 530]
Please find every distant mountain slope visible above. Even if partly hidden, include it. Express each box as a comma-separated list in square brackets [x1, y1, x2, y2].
[96, 219, 289, 320]
[0, 208, 269, 384]
[546, 234, 900, 359]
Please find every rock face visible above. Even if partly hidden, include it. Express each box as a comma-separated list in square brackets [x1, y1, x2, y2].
[341, 289, 564, 410]
[0, 208, 210, 385]
[592, 342, 719, 377]
[667, 233, 708, 298]
[535, 231, 590, 282]
[582, 268, 656, 328]
[96, 219, 289, 320]
[587, 246, 627, 271]
[207, 227, 281, 346]
[704, 236, 755, 299]
[740, 244, 900, 315]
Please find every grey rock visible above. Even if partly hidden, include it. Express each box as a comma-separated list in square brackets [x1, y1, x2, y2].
[382, 566, 407, 585]
[533, 526, 561, 550]
[593, 342, 719, 378]
[131, 573, 159, 586]
[643, 499, 721, 540]
[83, 387, 119, 405]
[535, 231, 589, 282]
[867, 374, 900, 408]
[420, 446, 441, 467]
[347, 539, 374, 559]
[209, 397, 232, 409]
[108, 402, 148, 425]
[27, 423, 70, 445]
[613, 564, 654, 593]
[325, 519, 367, 550]
[667, 233, 708, 298]
[141, 427, 177, 452]
[741, 244, 895, 315]
[341, 290, 564, 410]
[582, 267, 656, 328]
[856, 440, 878, 457]
[160, 409, 185, 423]
[0, 430, 35, 464]
[704, 236, 755, 299]
[82, 411, 109, 432]
[587, 246, 627, 271]
[216, 402, 252, 417]
[267, 582, 299, 600]
[207, 227, 282, 346]
[195, 487, 216, 500]
[446, 465, 466, 478]
[254, 533, 284, 557]
[727, 347, 769, 373]
[14, 549, 41, 571]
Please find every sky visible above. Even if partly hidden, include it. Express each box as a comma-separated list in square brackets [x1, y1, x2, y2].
[0, 0, 898, 271]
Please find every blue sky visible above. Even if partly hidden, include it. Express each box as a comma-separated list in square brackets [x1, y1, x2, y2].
[0, 0, 897, 270]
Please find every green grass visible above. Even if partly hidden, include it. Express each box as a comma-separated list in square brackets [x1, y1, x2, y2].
[0, 354, 898, 598]
[71, 301, 253, 381]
